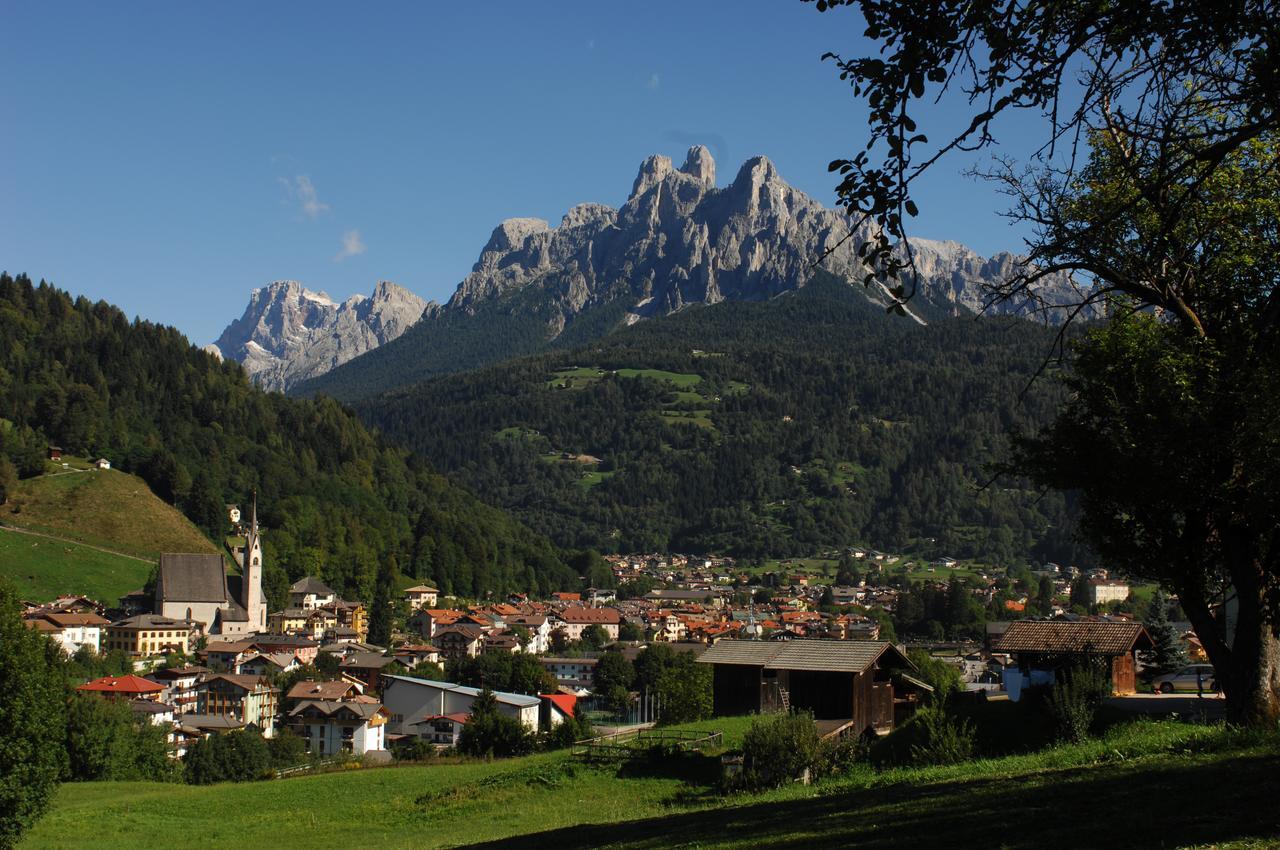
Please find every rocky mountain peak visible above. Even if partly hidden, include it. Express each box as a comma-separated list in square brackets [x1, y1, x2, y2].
[680, 145, 715, 188]
[210, 280, 433, 391]
[631, 154, 675, 198]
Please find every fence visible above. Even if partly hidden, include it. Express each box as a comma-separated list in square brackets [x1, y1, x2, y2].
[571, 728, 722, 761]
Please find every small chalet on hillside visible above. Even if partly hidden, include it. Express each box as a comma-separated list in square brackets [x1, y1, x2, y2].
[995, 620, 1153, 697]
[696, 639, 927, 737]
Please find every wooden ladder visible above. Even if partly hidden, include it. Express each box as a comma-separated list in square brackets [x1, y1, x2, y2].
[779, 688, 791, 712]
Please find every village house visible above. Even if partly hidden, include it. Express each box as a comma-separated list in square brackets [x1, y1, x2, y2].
[381, 676, 540, 737]
[238, 651, 302, 678]
[203, 639, 257, 672]
[391, 644, 442, 668]
[540, 693, 577, 728]
[433, 625, 488, 659]
[289, 576, 337, 611]
[556, 606, 621, 641]
[288, 698, 389, 756]
[284, 679, 365, 707]
[196, 673, 279, 736]
[267, 608, 310, 636]
[403, 585, 440, 609]
[24, 611, 109, 655]
[540, 657, 598, 689]
[340, 651, 410, 691]
[696, 639, 928, 737]
[411, 713, 469, 747]
[147, 665, 209, 714]
[408, 608, 465, 639]
[320, 599, 367, 641]
[251, 635, 320, 666]
[103, 613, 196, 658]
[506, 614, 552, 653]
[78, 674, 166, 702]
[1087, 579, 1131, 605]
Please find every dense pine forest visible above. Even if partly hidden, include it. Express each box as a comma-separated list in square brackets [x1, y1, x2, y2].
[0, 273, 575, 603]
[355, 273, 1095, 566]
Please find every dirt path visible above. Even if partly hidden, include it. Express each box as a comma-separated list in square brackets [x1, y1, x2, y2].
[0, 522, 155, 563]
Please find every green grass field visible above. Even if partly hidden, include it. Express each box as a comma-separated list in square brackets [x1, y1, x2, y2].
[2, 466, 217, 560]
[0, 464, 218, 602]
[18, 720, 1279, 849]
[0, 529, 153, 602]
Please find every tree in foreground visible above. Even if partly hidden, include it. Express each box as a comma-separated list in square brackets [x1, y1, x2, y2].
[0, 578, 66, 849]
[808, 0, 1280, 726]
[457, 689, 533, 758]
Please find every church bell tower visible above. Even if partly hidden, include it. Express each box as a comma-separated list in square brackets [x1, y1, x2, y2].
[242, 492, 266, 630]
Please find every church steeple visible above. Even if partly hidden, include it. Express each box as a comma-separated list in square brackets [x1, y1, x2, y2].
[242, 490, 265, 630]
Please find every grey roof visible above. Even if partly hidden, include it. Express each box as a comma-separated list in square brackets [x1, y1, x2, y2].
[158, 554, 228, 603]
[288, 699, 385, 720]
[341, 652, 405, 669]
[381, 675, 541, 708]
[290, 576, 335, 595]
[696, 639, 911, 674]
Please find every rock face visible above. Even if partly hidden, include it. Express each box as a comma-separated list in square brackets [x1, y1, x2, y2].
[209, 280, 434, 391]
[446, 145, 1084, 332]
[220, 146, 1093, 393]
[904, 237, 1090, 320]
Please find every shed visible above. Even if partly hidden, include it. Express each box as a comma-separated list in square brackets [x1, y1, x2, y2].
[995, 620, 1153, 695]
[696, 639, 920, 736]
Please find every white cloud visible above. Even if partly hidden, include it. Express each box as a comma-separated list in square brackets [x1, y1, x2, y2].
[279, 175, 330, 219]
[647, 73, 660, 90]
[587, 38, 596, 49]
[333, 229, 366, 262]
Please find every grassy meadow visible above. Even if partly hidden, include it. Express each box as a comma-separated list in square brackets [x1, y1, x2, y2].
[0, 462, 218, 601]
[19, 719, 1279, 849]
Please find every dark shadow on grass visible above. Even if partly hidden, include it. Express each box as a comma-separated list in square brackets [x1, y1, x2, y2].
[456, 752, 1280, 850]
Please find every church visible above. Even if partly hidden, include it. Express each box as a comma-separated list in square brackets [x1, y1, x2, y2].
[155, 498, 268, 635]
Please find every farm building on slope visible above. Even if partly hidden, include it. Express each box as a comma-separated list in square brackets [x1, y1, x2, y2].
[695, 639, 929, 736]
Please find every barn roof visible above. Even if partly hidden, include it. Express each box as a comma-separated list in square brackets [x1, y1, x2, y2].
[996, 620, 1153, 654]
[696, 639, 912, 674]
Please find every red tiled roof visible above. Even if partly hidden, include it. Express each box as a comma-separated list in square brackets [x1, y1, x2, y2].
[541, 693, 577, 717]
[561, 607, 621, 624]
[78, 675, 164, 695]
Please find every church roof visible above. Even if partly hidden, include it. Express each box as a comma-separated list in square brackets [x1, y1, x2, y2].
[158, 554, 227, 603]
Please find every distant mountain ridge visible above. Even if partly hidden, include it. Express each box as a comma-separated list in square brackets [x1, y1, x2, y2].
[214, 146, 1090, 400]
[207, 279, 435, 391]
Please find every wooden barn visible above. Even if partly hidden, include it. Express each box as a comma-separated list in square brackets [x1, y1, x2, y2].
[695, 639, 926, 736]
[995, 620, 1153, 695]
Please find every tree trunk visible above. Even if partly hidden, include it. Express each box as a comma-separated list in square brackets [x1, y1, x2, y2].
[1223, 600, 1280, 727]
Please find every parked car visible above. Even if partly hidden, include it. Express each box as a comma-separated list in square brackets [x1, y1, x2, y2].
[1152, 664, 1218, 693]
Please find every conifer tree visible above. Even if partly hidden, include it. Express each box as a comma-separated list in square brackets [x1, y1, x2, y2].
[1142, 590, 1186, 677]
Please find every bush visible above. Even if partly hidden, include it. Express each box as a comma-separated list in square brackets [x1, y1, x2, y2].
[871, 701, 975, 768]
[739, 711, 820, 789]
[457, 689, 535, 758]
[814, 735, 867, 779]
[267, 729, 307, 770]
[393, 738, 436, 762]
[1045, 663, 1110, 743]
[541, 714, 592, 751]
[184, 729, 273, 784]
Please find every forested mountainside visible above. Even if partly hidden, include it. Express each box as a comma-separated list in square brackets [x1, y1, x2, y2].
[294, 147, 1089, 403]
[0, 273, 574, 601]
[355, 272, 1095, 566]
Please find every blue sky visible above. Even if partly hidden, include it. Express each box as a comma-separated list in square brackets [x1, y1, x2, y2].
[2, 1, 1041, 344]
